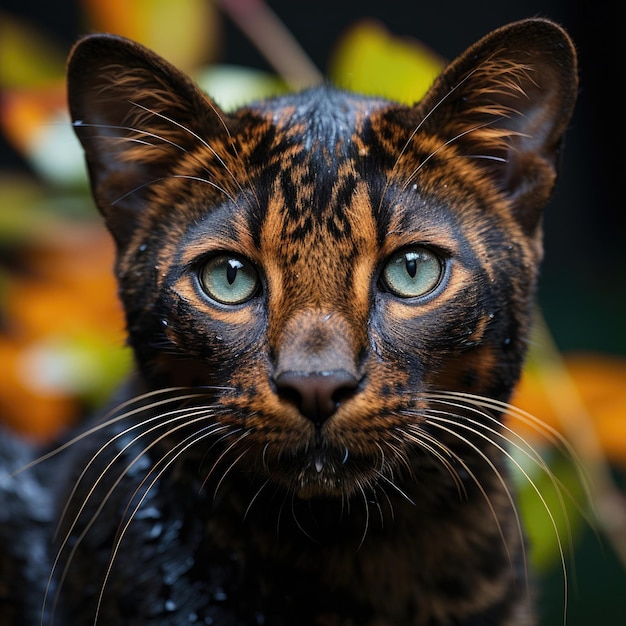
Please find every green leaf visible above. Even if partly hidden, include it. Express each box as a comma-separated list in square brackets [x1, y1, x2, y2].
[0, 16, 65, 88]
[328, 20, 445, 104]
[18, 333, 132, 406]
[512, 446, 588, 572]
[196, 65, 287, 111]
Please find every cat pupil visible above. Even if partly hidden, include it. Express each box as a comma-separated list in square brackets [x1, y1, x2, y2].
[405, 256, 418, 279]
[226, 259, 242, 285]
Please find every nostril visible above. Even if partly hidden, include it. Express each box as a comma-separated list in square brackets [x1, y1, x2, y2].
[275, 370, 358, 426]
[276, 384, 302, 410]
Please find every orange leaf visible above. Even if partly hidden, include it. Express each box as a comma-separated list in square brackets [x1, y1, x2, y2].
[0, 340, 77, 442]
[0, 224, 126, 441]
[0, 87, 66, 157]
[513, 353, 626, 465]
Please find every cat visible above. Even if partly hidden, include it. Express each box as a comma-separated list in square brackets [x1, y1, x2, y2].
[0, 17, 578, 626]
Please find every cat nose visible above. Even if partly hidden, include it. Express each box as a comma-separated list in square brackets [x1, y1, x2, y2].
[275, 370, 359, 426]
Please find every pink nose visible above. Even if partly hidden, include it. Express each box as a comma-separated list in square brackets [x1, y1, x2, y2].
[275, 370, 359, 426]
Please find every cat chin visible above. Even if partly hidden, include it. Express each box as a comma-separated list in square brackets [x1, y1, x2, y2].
[280, 476, 369, 501]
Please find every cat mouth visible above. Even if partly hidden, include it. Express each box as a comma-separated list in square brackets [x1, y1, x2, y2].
[265, 441, 377, 498]
[311, 446, 350, 474]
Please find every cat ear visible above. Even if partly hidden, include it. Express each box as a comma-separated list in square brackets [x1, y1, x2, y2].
[67, 34, 229, 247]
[411, 19, 578, 234]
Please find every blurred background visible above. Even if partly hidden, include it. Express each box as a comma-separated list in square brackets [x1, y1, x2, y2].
[0, 1, 624, 623]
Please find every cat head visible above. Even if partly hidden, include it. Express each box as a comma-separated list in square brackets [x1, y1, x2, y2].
[67, 19, 577, 498]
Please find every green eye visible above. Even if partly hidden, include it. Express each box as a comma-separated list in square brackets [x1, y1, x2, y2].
[198, 255, 260, 304]
[381, 247, 443, 298]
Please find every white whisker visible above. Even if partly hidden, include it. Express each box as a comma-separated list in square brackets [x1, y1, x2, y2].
[10, 388, 212, 480]
[54, 399, 217, 539]
[47, 409, 225, 625]
[425, 412, 569, 615]
[356, 482, 371, 551]
[378, 62, 486, 213]
[73, 120, 244, 208]
[244, 479, 271, 520]
[92, 421, 239, 625]
[401, 119, 506, 191]
[204, 432, 252, 499]
[289, 493, 319, 544]
[426, 392, 596, 535]
[398, 425, 467, 499]
[373, 470, 416, 507]
[111, 174, 238, 206]
[127, 100, 247, 197]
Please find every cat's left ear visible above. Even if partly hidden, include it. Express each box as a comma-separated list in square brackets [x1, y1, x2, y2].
[410, 18, 578, 235]
[67, 34, 231, 248]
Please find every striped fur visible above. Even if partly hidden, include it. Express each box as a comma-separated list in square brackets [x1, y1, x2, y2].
[43, 18, 578, 625]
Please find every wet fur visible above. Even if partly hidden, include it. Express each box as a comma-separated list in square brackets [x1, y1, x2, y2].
[1, 18, 578, 626]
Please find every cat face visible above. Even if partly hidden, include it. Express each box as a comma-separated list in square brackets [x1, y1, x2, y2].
[67, 19, 577, 499]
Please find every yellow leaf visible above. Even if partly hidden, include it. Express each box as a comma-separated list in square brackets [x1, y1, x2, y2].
[328, 20, 445, 104]
[81, 0, 218, 71]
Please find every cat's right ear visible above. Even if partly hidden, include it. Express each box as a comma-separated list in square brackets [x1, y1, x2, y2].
[67, 34, 230, 248]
